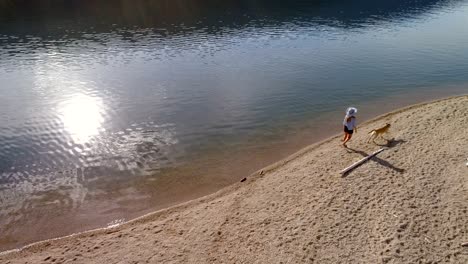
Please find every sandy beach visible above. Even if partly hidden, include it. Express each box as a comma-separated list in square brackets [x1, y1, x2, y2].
[1, 95, 467, 264]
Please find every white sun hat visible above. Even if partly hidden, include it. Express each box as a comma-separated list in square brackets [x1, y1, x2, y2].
[346, 107, 358, 116]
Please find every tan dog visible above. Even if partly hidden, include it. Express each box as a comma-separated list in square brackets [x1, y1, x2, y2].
[367, 123, 391, 143]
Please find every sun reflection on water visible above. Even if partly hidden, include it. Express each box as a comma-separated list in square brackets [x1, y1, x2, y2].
[59, 94, 105, 144]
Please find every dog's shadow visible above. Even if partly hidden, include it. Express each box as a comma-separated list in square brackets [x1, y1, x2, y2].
[374, 138, 406, 148]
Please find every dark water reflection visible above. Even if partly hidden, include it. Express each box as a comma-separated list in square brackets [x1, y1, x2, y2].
[1, 0, 468, 250]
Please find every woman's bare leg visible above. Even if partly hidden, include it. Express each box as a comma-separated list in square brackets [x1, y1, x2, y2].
[343, 133, 352, 147]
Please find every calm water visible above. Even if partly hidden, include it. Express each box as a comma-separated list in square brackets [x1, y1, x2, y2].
[1, 0, 468, 250]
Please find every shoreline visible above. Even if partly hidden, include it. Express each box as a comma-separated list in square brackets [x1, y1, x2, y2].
[1, 94, 467, 261]
[2, 86, 466, 253]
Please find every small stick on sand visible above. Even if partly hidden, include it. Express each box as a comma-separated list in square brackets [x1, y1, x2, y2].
[340, 148, 386, 175]
[461, 242, 468, 247]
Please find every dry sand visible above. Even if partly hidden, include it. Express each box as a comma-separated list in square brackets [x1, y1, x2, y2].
[1, 95, 467, 264]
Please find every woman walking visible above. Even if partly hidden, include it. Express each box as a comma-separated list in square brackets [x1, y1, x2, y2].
[342, 107, 357, 148]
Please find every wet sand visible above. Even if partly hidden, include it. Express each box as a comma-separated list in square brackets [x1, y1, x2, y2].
[1, 95, 468, 263]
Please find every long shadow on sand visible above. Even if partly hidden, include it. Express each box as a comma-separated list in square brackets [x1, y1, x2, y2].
[343, 138, 406, 176]
[373, 138, 406, 148]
